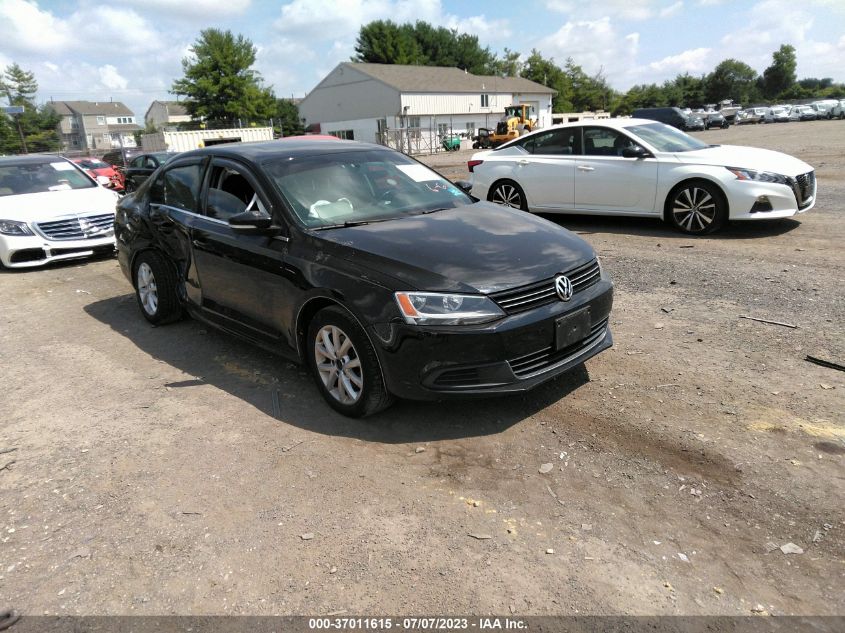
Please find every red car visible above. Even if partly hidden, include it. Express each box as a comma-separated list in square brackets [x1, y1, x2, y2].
[71, 157, 124, 192]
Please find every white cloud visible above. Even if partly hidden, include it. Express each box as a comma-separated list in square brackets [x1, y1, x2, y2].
[660, 1, 684, 18]
[535, 17, 640, 83]
[648, 47, 711, 74]
[98, 65, 129, 91]
[114, 0, 251, 18]
[0, 0, 74, 54]
[545, 0, 656, 21]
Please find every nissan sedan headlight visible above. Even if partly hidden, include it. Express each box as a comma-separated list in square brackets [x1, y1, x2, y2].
[394, 292, 504, 325]
[726, 167, 789, 185]
[0, 220, 34, 236]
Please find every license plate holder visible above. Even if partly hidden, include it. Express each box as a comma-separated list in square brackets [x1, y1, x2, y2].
[555, 307, 591, 351]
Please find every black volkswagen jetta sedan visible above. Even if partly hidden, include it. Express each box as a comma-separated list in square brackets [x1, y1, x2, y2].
[115, 138, 614, 417]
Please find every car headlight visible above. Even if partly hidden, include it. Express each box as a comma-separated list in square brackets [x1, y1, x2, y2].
[726, 167, 789, 185]
[394, 292, 504, 325]
[0, 220, 34, 236]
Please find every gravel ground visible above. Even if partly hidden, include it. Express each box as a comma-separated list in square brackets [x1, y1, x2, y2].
[0, 120, 843, 618]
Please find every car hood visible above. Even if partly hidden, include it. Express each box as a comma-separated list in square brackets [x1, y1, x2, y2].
[315, 202, 596, 294]
[0, 186, 120, 223]
[672, 144, 813, 176]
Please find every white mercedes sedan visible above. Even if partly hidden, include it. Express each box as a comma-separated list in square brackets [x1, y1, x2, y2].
[469, 119, 816, 235]
[0, 155, 120, 268]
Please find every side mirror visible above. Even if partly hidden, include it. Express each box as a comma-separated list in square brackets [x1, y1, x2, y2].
[622, 146, 649, 159]
[228, 210, 280, 234]
[453, 179, 473, 194]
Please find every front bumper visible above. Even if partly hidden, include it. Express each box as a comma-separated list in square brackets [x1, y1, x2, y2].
[727, 176, 816, 221]
[0, 232, 116, 268]
[371, 278, 614, 400]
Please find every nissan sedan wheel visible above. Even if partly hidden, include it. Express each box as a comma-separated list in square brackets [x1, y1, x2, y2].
[307, 306, 393, 417]
[667, 181, 726, 235]
[134, 251, 182, 325]
[489, 180, 528, 211]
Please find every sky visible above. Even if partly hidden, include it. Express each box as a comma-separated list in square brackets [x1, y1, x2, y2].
[1, 0, 844, 119]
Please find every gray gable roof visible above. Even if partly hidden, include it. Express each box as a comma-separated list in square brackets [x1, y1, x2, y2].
[155, 100, 189, 116]
[345, 63, 555, 95]
[53, 100, 135, 116]
[48, 101, 73, 116]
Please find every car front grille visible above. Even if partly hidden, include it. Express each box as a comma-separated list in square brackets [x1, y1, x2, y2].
[490, 259, 601, 315]
[35, 213, 114, 241]
[789, 171, 815, 209]
[508, 318, 608, 379]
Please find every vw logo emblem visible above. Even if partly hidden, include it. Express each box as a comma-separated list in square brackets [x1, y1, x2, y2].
[554, 274, 573, 302]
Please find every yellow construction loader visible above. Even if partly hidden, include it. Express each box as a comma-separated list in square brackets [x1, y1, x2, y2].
[488, 104, 537, 146]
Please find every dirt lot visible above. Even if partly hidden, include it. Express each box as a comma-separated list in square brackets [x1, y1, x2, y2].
[1, 120, 843, 618]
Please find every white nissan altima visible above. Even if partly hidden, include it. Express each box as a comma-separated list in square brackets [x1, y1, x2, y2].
[469, 118, 816, 235]
[0, 155, 120, 268]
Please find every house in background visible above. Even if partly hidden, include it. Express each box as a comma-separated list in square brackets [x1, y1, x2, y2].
[298, 63, 555, 152]
[49, 100, 141, 151]
[145, 100, 192, 130]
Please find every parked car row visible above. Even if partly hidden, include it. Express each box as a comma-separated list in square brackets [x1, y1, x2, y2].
[736, 100, 845, 124]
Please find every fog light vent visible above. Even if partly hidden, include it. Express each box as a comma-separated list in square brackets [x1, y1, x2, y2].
[750, 196, 773, 213]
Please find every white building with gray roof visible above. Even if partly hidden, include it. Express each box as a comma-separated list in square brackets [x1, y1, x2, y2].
[298, 63, 555, 152]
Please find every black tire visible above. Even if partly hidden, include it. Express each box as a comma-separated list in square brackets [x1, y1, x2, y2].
[488, 180, 528, 211]
[133, 250, 182, 325]
[666, 180, 727, 235]
[307, 306, 393, 418]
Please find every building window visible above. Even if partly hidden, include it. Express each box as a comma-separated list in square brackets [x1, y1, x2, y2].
[96, 116, 105, 125]
[329, 130, 354, 140]
[102, 133, 111, 144]
[466, 122, 476, 136]
[481, 94, 489, 108]
[70, 118, 79, 129]
[437, 123, 449, 136]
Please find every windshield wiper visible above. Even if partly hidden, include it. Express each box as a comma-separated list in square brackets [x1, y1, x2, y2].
[312, 217, 395, 230]
[414, 207, 453, 216]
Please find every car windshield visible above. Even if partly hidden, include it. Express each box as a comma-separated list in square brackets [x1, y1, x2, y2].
[263, 149, 473, 229]
[625, 122, 709, 153]
[0, 160, 95, 197]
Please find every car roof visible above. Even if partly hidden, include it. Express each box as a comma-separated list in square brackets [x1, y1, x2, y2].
[175, 137, 387, 162]
[494, 118, 674, 151]
[0, 154, 72, 166]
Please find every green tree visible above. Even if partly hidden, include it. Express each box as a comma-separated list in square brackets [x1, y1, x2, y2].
[520, 50, 572, 112]
[761, 44, 797, 99]
[705, 59, 760, 104]
[353, 20, 498, 74]
[171, 29, 276, 125]
[273, 98, 304, 137]
[565, 59, 614, 111]
[353, 20, 420, 65]
[1, 63, 37, 106]
[493, 48, 522, 77]
[0, 63, 60, 154]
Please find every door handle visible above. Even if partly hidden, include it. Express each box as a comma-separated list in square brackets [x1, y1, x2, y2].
[577, 165, 595, 171]
[192, 239, 208, 248]
[517, 159, 530, 165]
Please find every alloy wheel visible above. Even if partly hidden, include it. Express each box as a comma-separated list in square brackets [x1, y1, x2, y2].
[137, 262, 158, 316]
[492, 183, 523, 209]
[314, 325, 363, 405]
[672, 187, 717, 233]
